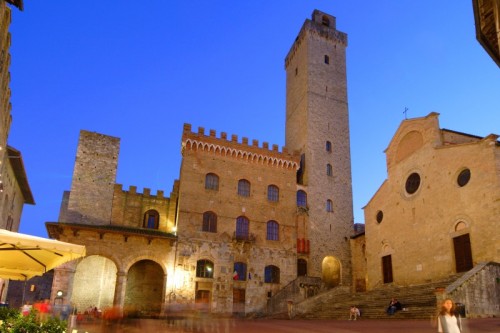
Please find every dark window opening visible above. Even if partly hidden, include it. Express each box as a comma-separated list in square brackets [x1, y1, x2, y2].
[143, 210, 159, 229]
[264, 265, 280, 283]
[405, 173, 421, 194]
[202, 211, 217, 233]
[457, 169, 471, 187]
[297, 154, 305, 185]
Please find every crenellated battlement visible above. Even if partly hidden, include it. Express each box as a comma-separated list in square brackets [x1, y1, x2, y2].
[114, 184, 166, 200]
[181, 123, 300, 170]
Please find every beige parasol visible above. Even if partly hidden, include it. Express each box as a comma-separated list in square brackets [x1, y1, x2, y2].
[0, 229, 86, 280]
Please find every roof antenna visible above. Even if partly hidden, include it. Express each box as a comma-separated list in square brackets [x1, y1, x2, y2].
[403, 107, 409, 120]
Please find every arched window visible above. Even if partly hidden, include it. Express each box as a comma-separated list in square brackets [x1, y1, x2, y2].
[324, 55, 329, 64]
[266, 220, 279, 241]
[233, 262, 247, 281]
[297, 190, 307, 208]
[238, 179, 251, 197]
[205, 173, 219, 190]
[235, 216, 249, 239]
[143, 210, 159, 229]
[326, 141, 332, 152]
[327, 164, 333, 176]
[196, 259, 214, 278]
[267, 185, 279, 202]
[326, 199, 333, 212]
[264, 265, 280, 283]
[202, 211, 217, 233]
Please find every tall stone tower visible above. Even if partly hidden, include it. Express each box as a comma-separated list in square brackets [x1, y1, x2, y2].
[59, 130, 120, 225]
[285, 10, 353, 286]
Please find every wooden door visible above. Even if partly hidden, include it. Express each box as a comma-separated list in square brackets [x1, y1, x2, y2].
[453, 234, 473, 272]
[382, 255, 393, 283]
[232, 289, 245, 315]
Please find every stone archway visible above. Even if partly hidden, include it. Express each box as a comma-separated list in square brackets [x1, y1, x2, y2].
[321, 256, 341, 288]
[72, 255, 117, 313]
[124, 260, 164, 317]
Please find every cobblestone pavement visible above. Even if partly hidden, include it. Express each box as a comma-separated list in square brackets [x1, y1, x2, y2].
[73, 317, 500, 333]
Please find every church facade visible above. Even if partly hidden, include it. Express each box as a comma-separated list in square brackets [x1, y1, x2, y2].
[47, 10, 355, 316]
[361, 112, 499, 289]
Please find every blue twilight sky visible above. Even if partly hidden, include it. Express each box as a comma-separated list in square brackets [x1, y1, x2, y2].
[7, 1, 499, 238]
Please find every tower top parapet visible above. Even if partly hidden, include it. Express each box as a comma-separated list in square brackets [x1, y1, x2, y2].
[285, 9, 347, 69]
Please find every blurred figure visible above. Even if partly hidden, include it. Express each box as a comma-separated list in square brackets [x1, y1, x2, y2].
[437, 298, 462, 333]
[386, 297, 402, 315]
[349, 305, 360, 320]
[21, 301, 32, 316]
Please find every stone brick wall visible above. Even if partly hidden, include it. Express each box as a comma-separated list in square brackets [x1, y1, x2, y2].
[446, 262, 500, 318]
[111, 184, 175, 233]
[63, 130, 120, 225]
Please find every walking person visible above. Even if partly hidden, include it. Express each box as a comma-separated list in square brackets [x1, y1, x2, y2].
[348, 305, 360, 320]
[437, 298, 462, 333]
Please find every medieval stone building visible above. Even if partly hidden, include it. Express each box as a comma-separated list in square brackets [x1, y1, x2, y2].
[0, 0, 34, 304]
[46, 10, 355, 316]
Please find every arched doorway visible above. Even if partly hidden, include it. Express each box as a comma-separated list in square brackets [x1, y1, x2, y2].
[321, 256, 341, 288]
[72, 255, 117, 312]
[125, 260, 164, 317]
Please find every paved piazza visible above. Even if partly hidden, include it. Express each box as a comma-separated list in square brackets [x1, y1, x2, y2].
[73, 317, 500, 333]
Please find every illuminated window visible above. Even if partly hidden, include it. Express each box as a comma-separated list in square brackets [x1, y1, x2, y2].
[196, 259, 214, 278]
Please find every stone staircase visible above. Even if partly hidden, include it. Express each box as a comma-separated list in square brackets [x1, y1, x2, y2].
[294, 277, 461, 320]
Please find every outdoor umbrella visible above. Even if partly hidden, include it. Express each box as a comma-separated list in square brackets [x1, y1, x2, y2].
[0, 229, 86, 280]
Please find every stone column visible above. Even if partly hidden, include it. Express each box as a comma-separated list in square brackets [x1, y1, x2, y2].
[51, 262, 77, 306]
[113, 271, 127, 311]
[161, 274, 168, 315]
